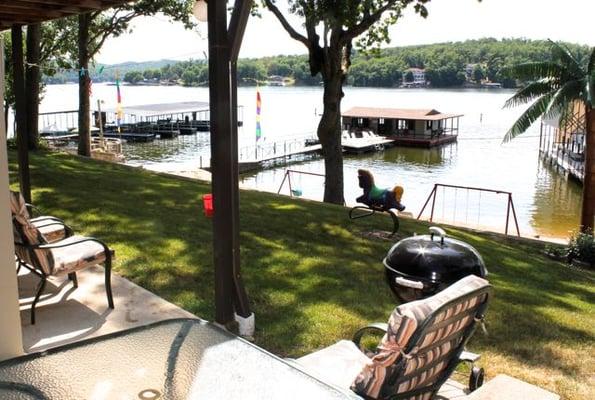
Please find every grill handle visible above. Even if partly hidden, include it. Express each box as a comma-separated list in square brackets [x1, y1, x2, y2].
[395, 277, 424, 290]
[429, 226, 446, 245]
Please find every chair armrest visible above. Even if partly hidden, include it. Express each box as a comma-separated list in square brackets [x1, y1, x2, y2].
[32, 216, 65, 224]
[25, 203, 41, 217]
[459, 350, 481, 363]
[30, 237, 112, 258]
[352, 322, 388, 348]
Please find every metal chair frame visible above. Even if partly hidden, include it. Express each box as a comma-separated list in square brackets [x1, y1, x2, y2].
[13, 217, 114, 325]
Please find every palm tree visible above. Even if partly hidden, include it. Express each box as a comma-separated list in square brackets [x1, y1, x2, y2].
[503, 41, 594, 231]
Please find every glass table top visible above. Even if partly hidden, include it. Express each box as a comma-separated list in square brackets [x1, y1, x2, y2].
[0, 318, 360, 399]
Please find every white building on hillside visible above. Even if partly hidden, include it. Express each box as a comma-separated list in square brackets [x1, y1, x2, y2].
[402, 68, 426, 87]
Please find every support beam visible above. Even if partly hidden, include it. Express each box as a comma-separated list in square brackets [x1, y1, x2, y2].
[0, 37, 24, 362]
[11, 25, 31, 203]
[208, 0, 253, 328]
[208, 0, 236, 326]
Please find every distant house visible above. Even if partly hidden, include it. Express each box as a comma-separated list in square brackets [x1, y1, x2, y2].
[465, 64, 476, 80]
[401, 68, 426, 87]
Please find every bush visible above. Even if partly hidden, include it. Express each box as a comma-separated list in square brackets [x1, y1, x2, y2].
[568, 230, 595, 267]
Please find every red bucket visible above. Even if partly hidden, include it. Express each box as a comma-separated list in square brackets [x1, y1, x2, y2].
[202, 194, 214, 217]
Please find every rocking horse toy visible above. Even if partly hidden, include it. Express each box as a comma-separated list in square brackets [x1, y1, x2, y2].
[349, 169, 405, 236]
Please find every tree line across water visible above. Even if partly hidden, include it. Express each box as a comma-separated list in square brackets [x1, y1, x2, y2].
[106, 38, 590, 88]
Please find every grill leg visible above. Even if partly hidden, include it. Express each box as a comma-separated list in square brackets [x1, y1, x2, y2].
[105, 257, 114, 309]
[68, 272, 78, 288]
[31, 276, 47, 325]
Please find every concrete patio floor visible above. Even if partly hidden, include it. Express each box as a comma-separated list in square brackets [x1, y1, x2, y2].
[17, 265, 196, 353]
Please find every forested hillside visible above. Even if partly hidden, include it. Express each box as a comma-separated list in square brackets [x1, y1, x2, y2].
[47, 39, 589, 88]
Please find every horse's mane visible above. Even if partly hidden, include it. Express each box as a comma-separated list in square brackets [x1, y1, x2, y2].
[358, 169, 375, 189]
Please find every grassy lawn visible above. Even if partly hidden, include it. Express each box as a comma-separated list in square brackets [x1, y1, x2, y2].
[10, 151, 594, 399]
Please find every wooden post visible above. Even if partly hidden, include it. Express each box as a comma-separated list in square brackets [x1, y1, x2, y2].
[209, 0, 235, 326]
[11, 25, 31, 204]
[209, 0, 253, 327]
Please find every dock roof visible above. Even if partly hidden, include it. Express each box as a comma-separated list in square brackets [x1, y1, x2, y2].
[107, 101, 210, 117]
[343, 107, 463, 121]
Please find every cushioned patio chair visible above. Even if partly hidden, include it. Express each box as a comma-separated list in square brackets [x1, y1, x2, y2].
[9, 191, 73, 243]
[11, 194, 114, 325]
[297, 275, 491, 400]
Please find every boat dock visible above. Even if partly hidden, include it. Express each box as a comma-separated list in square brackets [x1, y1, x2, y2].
[539, 103, 586, 183]
[342, 107, 463, 148]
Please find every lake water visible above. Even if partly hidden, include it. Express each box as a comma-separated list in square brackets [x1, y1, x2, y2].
[40, 84, 583, 240]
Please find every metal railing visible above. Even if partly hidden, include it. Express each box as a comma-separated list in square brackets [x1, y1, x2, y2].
[238, 135, 318, 162]
[417, 183, 520, 236]
[277, 169, 325, 197]
[38, 110, 81, 132]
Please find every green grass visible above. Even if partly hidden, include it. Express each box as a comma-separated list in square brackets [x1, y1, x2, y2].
[10, 151, 595, 399]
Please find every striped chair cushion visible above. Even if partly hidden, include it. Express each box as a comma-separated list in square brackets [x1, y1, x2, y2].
[352, 275, 489, 399]
[10, 191, 55, 275]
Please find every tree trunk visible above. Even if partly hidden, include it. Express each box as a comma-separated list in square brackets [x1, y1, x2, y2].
[11, 26, 31, 203]
[581, 105, 595, 231]
[78, 13, 91, 157]
[25, 24, 41, 151]
[318, 72, 345, 204]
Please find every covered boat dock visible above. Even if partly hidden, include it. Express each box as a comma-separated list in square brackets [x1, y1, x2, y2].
[342, 107, 463, 148]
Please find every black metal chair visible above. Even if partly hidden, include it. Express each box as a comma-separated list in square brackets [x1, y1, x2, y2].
[11, 193, 114, 325]
[296, 275, 491, 399]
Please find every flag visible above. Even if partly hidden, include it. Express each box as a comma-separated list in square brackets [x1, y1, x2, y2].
[115, 77, 123, 132]
[255, 87, 262, 141]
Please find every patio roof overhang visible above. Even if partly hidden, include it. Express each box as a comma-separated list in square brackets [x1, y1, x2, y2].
[0, 0, 254, 360]
[0, 1, 126, 31]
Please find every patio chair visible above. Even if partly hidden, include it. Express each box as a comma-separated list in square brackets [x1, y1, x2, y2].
[11, 196, 115, 325]
[296, 275, 491, 400]
[9, 190, 73, 243]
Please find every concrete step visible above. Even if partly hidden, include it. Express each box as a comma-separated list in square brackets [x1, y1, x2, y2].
[465, 374, 559, 400]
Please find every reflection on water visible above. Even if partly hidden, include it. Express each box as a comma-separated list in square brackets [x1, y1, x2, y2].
[40, 84, 583, 239]
[531, 159, 582, 238]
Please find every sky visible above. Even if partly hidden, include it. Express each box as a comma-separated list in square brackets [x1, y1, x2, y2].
[96, 0, 594, 65]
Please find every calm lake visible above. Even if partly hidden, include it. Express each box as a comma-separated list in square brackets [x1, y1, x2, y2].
[39, 84, 582, 240]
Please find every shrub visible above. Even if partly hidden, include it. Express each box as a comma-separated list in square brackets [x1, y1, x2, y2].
[568, 230, 595, 267]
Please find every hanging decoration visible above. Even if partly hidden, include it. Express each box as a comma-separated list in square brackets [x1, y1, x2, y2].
[255, 86, 262, 142]
[115, 75, 124, 132]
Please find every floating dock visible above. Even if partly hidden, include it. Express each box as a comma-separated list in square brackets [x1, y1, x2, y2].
[342, 106, 463, 148]
[539, 103, 586, 183]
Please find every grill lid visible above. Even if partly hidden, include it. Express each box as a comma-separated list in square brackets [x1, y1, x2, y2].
[383, 227, 487, 283]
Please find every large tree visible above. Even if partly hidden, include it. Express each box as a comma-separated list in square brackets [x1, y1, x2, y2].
[503, 41, 594, 231]
[74, 1, 195, 156]
[264, 0, 431, 203]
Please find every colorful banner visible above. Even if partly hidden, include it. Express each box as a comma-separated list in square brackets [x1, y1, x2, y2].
[115, 77, 123, 131]
[256, 87, 262, 141]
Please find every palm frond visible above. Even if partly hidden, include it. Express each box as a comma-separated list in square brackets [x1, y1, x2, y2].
[502, 94, 553, 143]
[503, 61, 566, 81]
[543, 80, 583, 120]
[548, 40, 583, 77]
[503, 80, 556, 109]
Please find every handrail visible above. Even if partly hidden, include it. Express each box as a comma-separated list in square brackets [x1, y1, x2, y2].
[417, 183, 520, 236]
